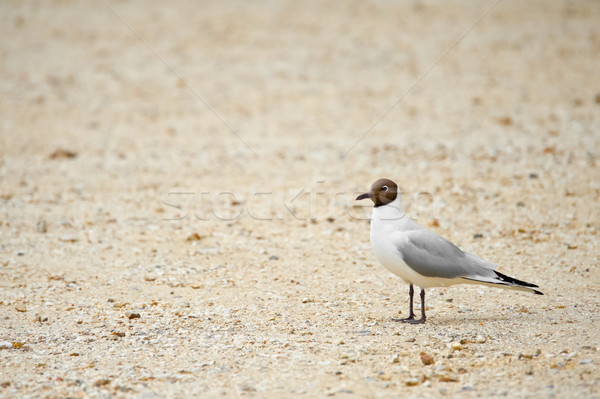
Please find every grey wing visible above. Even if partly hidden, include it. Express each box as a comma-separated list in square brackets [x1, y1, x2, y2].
[398, 230, 493, 279]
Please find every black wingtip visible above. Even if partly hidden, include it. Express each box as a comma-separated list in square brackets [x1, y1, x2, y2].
[533, 290, 544, 295]
[495, 271, 539, 288]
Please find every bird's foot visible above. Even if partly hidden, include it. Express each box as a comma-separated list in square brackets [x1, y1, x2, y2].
[403, 317, 426, 325]
[392, 316, 426, 324]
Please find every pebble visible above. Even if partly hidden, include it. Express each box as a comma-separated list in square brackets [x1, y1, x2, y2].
[186, 233, 203, 241]
[60, 235, 78, 243]
[405, 378, 419, 386]
[476, 335, 487, 343]
[94, 378, 111, 387]
[391, 354, 400, 364]
[420, 352, 435, 365]
[37, 220, 47, 233]
[0, 342, 12, 350]
[579, 358, 593, 365]
[269, 255, 279, 260]
[301, 298, 313, 303]
[15, 302, 27, 312]
[125, 311, 140, 320]
[451, 342, 462, 351]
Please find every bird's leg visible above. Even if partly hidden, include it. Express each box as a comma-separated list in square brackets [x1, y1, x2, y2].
[402, 288, 427, 324]
[393, 284, 416, 322]
[417, 288, 427, 323]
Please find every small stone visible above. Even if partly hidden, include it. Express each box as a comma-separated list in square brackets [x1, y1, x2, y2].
[405, 378, 419, 386]
[528, 173, 539, 179]
[49, 148, 77, 159]
[420, 352, 435, 365]
[269, 255, 279, 260]
[392, 354, 400, 364]
[60, 235, 78, 243]
[0, 342, 12, 350]
[12, 342, 24, 349]
[15, 302, 27, 312]
[473, 233, 483, 239]
[94, 378, 111, 387]
[301, 298, 313, 303]
[37, 220, 47, 233]
[497, 116, 513, 126]
[579, 358, 594, 365]
[125, 311, 140, 320]
[476, 335, 487, 343]
[439, 374, 458, 382]
[451, 342, 462, 351]
[239, 385, 256, 392]
[186, 233, 204, 241]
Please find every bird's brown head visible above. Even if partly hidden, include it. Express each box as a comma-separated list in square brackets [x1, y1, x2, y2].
[355, 178, 399, 207]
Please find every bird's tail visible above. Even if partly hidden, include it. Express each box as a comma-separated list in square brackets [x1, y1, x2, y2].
[462, 271, 543, 295]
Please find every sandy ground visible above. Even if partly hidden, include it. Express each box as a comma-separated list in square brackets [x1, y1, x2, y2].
[1, 0, 600, 397]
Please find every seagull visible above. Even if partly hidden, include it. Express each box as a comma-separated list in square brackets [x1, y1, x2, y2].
[356, 178, 543, 324]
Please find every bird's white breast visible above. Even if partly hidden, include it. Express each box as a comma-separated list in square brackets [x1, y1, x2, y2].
[369, 203, 415, 281]
[369, 200, 454, 289]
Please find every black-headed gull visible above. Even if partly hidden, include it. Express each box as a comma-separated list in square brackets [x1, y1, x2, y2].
[356, 178, 543, 324]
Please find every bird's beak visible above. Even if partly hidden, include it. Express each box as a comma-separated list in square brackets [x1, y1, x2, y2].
[356, 192, 372, 201]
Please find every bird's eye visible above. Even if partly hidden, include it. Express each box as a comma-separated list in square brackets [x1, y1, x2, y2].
[382, 186, 388, 192]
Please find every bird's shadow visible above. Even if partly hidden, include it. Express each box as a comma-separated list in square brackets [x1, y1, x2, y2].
[428, 313, 513, 326]
[384, 312, 519, 327]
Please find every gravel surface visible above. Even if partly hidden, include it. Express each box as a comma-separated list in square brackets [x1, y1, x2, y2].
[1, 1, 599, 398]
